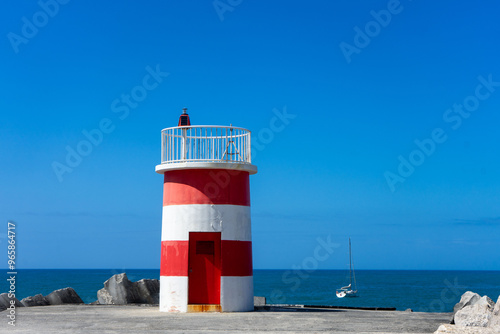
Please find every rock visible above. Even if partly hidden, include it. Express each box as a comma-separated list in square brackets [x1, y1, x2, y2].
[405, 308, 413, 312]
[46, 287, 84, 305]
[454, 292, 482, 314]
[434, 324, 499, 333]
[98, 273, 136, 304]
[254, 296, 266, 306]
[488, 295, 500, 329]
[452, 292, 483, 324]
[0, 293, 23, 311]
[97, 273, 159, 305]
[21, 294, 50, 307]
[135, 279, 160, 304]
[477, 296, 495, 308]
[454, 296, 495, 327]
[97, 287, 114, 304]
[3, 288, 82, 310]
[434, 324, 453, 333]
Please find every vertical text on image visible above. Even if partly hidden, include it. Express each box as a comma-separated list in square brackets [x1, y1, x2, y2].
[6, 221, 17, 326]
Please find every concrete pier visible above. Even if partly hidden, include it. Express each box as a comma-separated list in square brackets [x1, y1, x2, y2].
[7, 305, 450, 333]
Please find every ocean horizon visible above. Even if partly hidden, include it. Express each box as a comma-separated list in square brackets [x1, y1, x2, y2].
[2, 269, 499, 312]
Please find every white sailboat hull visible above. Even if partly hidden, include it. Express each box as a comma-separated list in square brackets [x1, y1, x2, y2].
[336, 290, 358, 298]
[336, 291, 346, 298]
[336, 288, 358, 298]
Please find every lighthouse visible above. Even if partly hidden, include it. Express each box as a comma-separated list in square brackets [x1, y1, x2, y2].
[155, 109, 257, 312]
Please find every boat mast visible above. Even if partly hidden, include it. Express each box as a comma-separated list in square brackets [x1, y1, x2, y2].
[349, 237, 353, 287]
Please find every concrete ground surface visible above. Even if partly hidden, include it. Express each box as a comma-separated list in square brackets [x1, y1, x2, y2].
[4, 305, 451, 333]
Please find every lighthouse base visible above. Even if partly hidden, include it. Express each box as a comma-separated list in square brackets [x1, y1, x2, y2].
[187, 304, 222, 313]
[159, 276, 254, 312]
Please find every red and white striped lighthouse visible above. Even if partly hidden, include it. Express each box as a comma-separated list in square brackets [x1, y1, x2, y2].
[155, 109, 257, 312]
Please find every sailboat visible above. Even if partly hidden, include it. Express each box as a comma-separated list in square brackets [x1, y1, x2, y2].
[336, 238, 358, 298]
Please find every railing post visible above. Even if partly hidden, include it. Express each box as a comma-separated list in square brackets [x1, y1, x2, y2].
[248, 132, 251, 163]
[161, 131, 168, 162]
[181, 127, 187, 160]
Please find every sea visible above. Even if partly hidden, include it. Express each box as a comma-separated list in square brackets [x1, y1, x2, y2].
[2, 269, 499, 312]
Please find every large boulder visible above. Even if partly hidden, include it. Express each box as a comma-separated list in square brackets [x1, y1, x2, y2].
[488, 295, 500, 329]
[46, 287, 84, 305]
[135, 279, 160, 304]
[0, 293, 23, 311]
[21, 294, 50, 307]
[454, 292, 482, 313]
[434, 324, 499, 333]
[452, 292, 483, 324]
[97, 273, 159, 305]
[454, 296, 495, 327]
[97, 273, 136, 304]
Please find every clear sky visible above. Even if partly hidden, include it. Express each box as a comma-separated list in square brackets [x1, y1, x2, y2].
[1, 0, 499, 270]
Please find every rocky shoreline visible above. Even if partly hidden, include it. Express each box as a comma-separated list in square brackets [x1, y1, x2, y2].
[0, 273, 158, 311]
[434, 291, 499, 333]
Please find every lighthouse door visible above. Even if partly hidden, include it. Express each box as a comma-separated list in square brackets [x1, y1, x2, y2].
[188, 232, 221, 304]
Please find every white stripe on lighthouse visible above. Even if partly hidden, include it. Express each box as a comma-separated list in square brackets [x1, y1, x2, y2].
[159, 276, 188, 312]
[220, 276, 254, 312]
[161, 204, 251, 242]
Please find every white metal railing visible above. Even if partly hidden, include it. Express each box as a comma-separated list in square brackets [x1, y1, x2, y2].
[160, 125, 252, 164]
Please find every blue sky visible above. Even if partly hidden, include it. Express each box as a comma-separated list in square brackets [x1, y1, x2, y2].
[1, 0, 500, 270]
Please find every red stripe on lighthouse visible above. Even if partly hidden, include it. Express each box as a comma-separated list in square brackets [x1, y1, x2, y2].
[160, 240, 189, 276]
[163, 169, 250, 206]
[221, 240, 253, 277]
